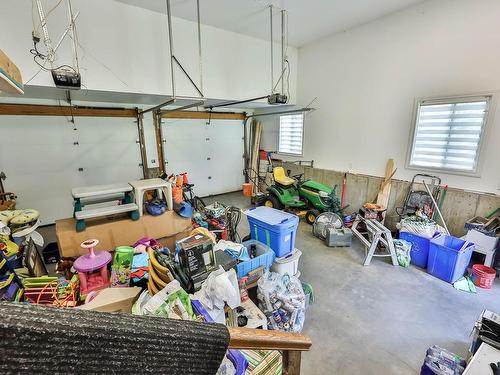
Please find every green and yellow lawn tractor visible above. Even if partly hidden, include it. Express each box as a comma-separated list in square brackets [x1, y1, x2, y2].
[260, 167, 343, 224]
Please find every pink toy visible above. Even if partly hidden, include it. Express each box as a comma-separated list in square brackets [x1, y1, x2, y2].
[73, 239, 112, 296]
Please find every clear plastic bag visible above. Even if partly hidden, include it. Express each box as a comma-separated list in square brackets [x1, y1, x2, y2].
[256, 271, 306, 333]
[397, 216, 437, 238]
[394, 239, 412, 268]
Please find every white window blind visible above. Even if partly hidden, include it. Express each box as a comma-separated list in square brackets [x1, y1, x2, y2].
[278, 113, 304, 155]
[409, 96, 490, 174]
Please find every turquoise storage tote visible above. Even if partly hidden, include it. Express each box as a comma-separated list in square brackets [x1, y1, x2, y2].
[245, 206, 299, 257]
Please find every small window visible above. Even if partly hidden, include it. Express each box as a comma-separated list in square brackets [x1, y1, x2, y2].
[408, 96, 491, 175]
[278, 113, 304, 155]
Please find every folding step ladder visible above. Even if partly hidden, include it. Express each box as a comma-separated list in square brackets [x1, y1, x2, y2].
[351, 214, 398, 266]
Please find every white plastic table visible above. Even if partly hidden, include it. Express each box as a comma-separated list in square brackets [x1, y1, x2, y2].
[128, 178, 173, 216]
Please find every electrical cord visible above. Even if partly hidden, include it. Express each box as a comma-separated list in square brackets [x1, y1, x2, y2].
[225, 206, 242, 242]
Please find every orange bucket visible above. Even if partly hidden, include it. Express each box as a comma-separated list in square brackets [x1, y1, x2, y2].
[172, 186, 184, 203]
[242, 183, 253, 197]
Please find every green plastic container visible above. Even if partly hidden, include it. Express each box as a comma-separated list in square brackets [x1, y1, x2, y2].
[111, 246, 134, 287]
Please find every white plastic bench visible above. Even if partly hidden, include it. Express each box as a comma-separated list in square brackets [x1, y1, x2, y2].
[75, 203, 139, 220]
[72, 183, 132, 199]
[72, 183, 139, 232]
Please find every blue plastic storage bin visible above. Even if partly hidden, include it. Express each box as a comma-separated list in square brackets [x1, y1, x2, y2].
[427, 235, 474, 283]
[245, 206, 299, 257]
[235, 240, 275, 279]
[399, 231, 439, 268]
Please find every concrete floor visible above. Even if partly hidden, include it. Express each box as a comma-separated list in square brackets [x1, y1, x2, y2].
[39, 191, 500, 374]
[208, 192, 500, 375]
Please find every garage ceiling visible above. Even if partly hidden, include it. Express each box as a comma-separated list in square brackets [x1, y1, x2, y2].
[114, 0, 425, 47]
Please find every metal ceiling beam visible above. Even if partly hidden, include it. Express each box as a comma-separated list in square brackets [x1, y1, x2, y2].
[270, 5, 274, 94]
[159, 100, 205, 115]
[165, 0, 204, 99]
[246, 107, 314, 119]
[138, 98, 176, 115]
[206, 95, 270, 110]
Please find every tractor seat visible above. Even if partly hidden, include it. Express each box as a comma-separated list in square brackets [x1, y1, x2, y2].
[273, 167, 295, 186]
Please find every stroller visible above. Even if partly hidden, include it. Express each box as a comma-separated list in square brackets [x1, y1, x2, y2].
[396, 174, 441, 220]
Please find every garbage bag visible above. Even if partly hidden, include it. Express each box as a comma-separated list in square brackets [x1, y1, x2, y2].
[256, 271, 306, 333]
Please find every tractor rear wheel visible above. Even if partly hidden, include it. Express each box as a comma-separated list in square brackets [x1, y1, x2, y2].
[305, 209, 320, 225]
[264, 195, 283, 209]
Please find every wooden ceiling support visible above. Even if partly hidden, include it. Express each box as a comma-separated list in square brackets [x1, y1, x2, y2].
[0, 104, 246, 120]
[0, 103, 137, 118]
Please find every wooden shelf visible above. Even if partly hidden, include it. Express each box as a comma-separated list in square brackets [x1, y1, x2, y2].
[0, 49, 23, 95]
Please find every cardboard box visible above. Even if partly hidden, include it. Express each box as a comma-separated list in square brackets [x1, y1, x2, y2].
[56, 211, 192, 257]
[77, 287, 142, 313]
[178, 234, 215, 278]
[466, 229, 499, 254]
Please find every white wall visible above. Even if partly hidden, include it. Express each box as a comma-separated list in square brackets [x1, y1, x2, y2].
[1, 0, 297, 102]
[262, 0, 500, 194]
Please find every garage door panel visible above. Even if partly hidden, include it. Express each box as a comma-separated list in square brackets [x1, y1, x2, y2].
[2, 116, 75, 145]
[163, 119, 244, 197]
[0, 143, 75, 174]
[74, 117, 139, 143]
[75, 143, 141, 169]
[0, 114, 143, 224]
[206, 121, 244, 194]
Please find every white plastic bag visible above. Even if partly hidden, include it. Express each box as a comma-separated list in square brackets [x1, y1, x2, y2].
[256, 271, 306, 333]
[193, 266, 240, 324]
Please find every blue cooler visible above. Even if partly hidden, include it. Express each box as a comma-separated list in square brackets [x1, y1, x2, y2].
[245, 207, 299, 257]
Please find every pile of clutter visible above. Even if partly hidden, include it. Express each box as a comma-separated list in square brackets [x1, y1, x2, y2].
[1, 191, 312, 374]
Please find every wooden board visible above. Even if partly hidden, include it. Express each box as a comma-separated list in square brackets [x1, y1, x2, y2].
[0, 104, 137, 117]
[228, 327, 312, 351]
[376, 159, 395, 224]
[0, 49, 23, 95]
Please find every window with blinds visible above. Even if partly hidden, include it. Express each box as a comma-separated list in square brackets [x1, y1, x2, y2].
[278, 113, 304, 155]
[408, 96, 490, 174]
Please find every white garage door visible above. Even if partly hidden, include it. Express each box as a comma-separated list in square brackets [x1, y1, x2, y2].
[162, 118, 244, 197]
[0, 115, 143, 224]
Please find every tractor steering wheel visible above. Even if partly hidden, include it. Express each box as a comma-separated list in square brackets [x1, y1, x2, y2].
[292, 173, 304, 182]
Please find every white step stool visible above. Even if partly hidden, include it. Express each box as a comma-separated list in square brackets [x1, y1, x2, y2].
[72, 183, 139, 232]
[128, 178, 173, 216]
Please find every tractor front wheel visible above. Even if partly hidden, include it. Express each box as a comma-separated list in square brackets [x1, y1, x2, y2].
[264, 195, 283, 209]
[305, 209, 320, 225]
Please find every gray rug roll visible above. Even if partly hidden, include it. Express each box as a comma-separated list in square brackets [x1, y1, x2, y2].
[0, 302, 229, 374]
